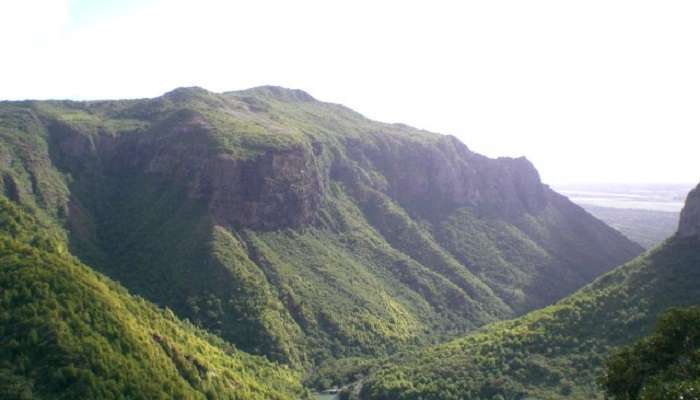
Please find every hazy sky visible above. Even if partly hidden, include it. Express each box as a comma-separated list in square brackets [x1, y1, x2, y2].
[1, 1, 698, 184]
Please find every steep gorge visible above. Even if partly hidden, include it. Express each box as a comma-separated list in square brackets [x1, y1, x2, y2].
[358, 182, 700, 399]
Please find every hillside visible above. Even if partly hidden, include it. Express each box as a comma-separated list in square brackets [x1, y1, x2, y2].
[0, 86, 641, 366]
[0, 197, 307, 400]
[357, 182, 700, 400]
[600, 305, 700, 399]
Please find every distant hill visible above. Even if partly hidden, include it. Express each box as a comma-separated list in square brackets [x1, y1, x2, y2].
[0, 86, 641, 367]
[0, 197, 307, 400]
[358, 182, 700, 400]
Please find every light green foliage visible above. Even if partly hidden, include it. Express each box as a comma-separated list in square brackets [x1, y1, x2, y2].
[207, 226, 307, 365]
[0, 106, 70, 219]
[242, 186, 438, 360]
[0, 197, 308, 400]
[437, 208, 552, 311]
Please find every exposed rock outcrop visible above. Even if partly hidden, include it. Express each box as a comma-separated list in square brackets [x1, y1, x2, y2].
[47, 107, 324, 230]
[678, 183, 700, 239]
[202, 148, 323, 229]
[341, 134, 547, 221]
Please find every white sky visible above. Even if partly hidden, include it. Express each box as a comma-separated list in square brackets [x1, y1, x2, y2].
[1, 0, 698, 185]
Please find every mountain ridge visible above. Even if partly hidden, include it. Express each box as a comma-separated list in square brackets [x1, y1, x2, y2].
[0, 86, 642, 367]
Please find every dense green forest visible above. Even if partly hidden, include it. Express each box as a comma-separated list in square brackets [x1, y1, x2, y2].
[0, 86, 641, 368]
[353, 193, 700, 399]
[600, 306, 700, 400]
[0, 197, 308, 399]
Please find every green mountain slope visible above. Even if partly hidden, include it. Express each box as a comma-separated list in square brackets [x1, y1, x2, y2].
[0, 86, 641, 366]
[358, 183, 700, 400]
[0, 197, 307, 400]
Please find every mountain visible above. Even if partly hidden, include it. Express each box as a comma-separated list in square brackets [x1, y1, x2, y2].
[0, 86, 641, 366]
[0, 197, 307, 400]
[357, 182, 700, 400]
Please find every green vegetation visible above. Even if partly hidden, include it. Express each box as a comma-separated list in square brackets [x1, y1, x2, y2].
[600, 306, 700, 400]
[0, 86, 641, 376]
[357, 233, 700, 399]
[0, 197, 307, 399]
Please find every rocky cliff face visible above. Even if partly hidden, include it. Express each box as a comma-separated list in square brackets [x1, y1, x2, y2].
[341, 133, 547, 221]
[132, 110, 324, 230]
[42, 97, 551, 233]
[43, 105, 324, 230]
[678, 183, 700, 239]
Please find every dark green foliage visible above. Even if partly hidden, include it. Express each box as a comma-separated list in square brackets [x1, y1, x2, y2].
[600, 306, 700, 400]
[0, 197, 307, 400]
[358, 235, 700, 399]
[306, 357, 378, 390]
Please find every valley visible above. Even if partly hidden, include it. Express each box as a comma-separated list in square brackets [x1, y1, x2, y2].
[4, 1, 699, 399]
[0, 87, 695, 400]
[338, 183, 700, 399]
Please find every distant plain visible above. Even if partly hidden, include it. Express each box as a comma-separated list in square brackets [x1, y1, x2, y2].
[554, 183, 694, 248]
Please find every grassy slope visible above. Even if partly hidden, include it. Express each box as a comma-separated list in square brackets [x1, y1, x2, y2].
[0, 197, 307, 400]
[0, 87, 641, 369]
[359, 234, 700, 400]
